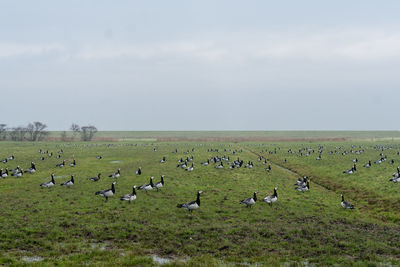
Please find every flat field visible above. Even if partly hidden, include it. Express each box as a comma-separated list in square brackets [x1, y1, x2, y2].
[0, 139, 399, 266]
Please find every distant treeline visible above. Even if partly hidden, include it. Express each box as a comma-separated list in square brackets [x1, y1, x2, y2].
[0, 123, 97, 141]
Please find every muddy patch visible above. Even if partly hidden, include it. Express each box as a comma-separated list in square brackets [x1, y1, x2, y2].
[22, 256, 44, 263]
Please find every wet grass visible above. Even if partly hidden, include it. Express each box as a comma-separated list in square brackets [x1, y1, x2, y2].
[0, 141, 399, 266]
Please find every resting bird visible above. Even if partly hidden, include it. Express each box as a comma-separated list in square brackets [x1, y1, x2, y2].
[240, 192, 258, 207]
[341, 194, 354, 209]
[136, 167, 142, 175]
[296, 181, 310, 192]
[95, 182, 116, 202]
[61, 175, 75, 187]
[177, 191, 203, 212]
[89, 173, 101, 182]
[120, 186, 137, 203]
[263, 187, 278, 205]
[24, 162, 36, 174]
[40, 174, 55, 188]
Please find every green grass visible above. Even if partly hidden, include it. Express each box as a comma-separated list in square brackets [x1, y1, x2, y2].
[0, 140, 399, 266]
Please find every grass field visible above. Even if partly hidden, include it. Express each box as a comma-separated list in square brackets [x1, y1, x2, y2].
[0, 139, 399, 266]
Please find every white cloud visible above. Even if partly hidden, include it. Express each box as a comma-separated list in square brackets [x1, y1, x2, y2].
[0, 43, 65, 58]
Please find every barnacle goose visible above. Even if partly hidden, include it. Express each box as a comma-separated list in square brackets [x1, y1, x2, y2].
[109, 168, 121, 178]
[24, 162, 36, 174]
[89, 173, 101, 182]
[363, 161, 371, 168]
[11, 168, 23, 177]
[296, 181, 309, 192]
[341, 194, 354, 209]
[69, 159, 76, 167]
[120, 186, 137, 203]
[392, 167, 400, 178]
[177, 191, 203, 212]
[265, 165, 272, 172]
[389, 159, 395, 165]
[201, 159, 210, 166]
[215, 162, 224, 169]
[343, 164, 356, 174]
[240, 192, 258, 207]
[40, 174, 55, 188]
[1, 158, 7, 163]
[154, 175, 164, 191]
[95, 182, 116, 202]
[160, 156, 166, 163]
[138, 177, 154, 193]
[1, 168, 9, 178]
[352, 158, 358, 163]
[263, 187, 278, 205]
[186, 163, 194, 172]
[7, 155, 15, 160]
[389, 176, 400, 183]
[61, 175, 75, 187]
[56, 160, 65, 168]
[96, 155, 102, 160]
[136, 167, 142, 175]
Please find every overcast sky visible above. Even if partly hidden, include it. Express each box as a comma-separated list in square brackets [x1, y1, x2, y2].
[1, 1, 399, 130]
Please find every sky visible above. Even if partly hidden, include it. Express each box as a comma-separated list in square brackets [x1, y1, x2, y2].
[1, 0, 400, 131]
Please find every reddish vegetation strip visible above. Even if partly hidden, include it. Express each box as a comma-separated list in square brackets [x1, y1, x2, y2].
[156, 137, 348, 142]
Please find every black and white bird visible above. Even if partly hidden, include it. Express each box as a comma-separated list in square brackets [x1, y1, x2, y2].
[56, 160, 65, 168]
[120, 186, 137, 203]
[341, 194, 354, 209]
[363, 161, 371, 168]
[389, 176, 400, 183]
[89, 173, 101, 182]
[109, 168, 121, 178]
[240, 192, 258, 207]
[265, 165, 272, 172]
[343, 164, 356, 174]
[296, 181, 310, 192]
[61, 175, 75, 187]
[177, 191, 203, 212]
[201, 159, 210, 166]
[186, 163, 194, 172]
[95, 182, 116, 202]
[24, 162, 36, 174]
[154, 175, 164, 191]
[263, 187, 278, 205]
[215, 162, 224, 169]
[1, 168, 9, 178]
[138, 177, 154, 193]
[40, 174, 55, 188]
[352, 158, 358, 163]
[136, 167, 142, 175]
[7, 155, 15, 160]
[96, 155, 103, 160]
[160, 156, 166, 163]
[69, 159, 76, 167]
[11, 168, 23, 177]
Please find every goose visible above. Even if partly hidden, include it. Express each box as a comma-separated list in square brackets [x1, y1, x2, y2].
[392, 167, 400, 178]
[10, 166, 20, 173]
[40, 174, 55, 188]
[61, 175, 75, 187]
[1, 168, 8, 178]
[96, 155, 103, 160]
[7, 155, 15, 160]
[40, 156, 45, 161]
[120, 186, 137, 203]
[56, 155, 61, 159]
[364, 161, 371, 168]
[109, 168, 121, 178]
[341, 194, 354, 209]
[138, 177, 154, 193]
[95, 182, 116, 202]
[295, 176, 308, 186]
[154, 175, 164, 191]
[201, 159, 210, 166]
[12, 169, 23, 177]
[56, 160, 65, 168]
[177, 191, 203, 212]
[136, 167, 142, 175]
[240, 192, 258, 207]
[316, 154, 322, 160]
[89, 173, 101, 182]
[389, 176, 400, 182]
[160, 156, 166, 163]
[186, 163, 194, 172]
[24, 162, 36, 174]
[69, 159, 76, 167]
[215, 162, 224, 169]
[265, 165, 272, 172]
[263, 187, 278, 205]
[1, 158, 7, 163]
[352, 158, 358, 163]
[389, 159, 395, 165]
[296, 181, 309, 192]
[343, 165, 356, 174]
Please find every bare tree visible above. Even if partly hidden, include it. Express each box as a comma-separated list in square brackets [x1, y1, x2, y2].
[0, 124, 7, 140]
[70, 123, 81, 140]
[80, 125, 98, 141]
[9, 126, 28, 141]
[27, 122, 48, 141]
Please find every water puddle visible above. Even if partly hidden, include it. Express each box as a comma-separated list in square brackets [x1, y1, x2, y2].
[110, 161, 121, 164]
[22, 256, 43, 263]
[152, 255, 171, 265]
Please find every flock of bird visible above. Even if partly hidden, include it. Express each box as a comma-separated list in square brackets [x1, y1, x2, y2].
[7, 143, 396, 214]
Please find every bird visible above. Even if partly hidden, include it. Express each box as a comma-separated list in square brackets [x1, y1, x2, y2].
[352, 158, 358, 163]
[69, 159, 76, 167]
[215, 162, 224, 169]
[240, 192, 258, 207]
[89, 173, 101, 182]
[24, 162, 36, 174]
[389, 176, 400, 183]
[136, 167, 142, 175]
[138, 177, 154, 193]
[108, 168, 120, 178]
[61, 175, 75, 187]
[177, 191, 203, 212]
[201, 159, 210, 166]
[96, 155, 103, 160]
[154, 175, 165, 191]
[120, 186, 137, 203]
[160, 156, 166, 163]
[296, 181, 310, 192]
[186, 163, 194, 172]
[95, 182, 116, 202]
[364, 161, 371, 168]
[1, 168, 9, 178]
[11, 168, 23, 177]
[56, 160, 65, 168]
[263, 187, 278, 205]
[40, 174, 55, 188]
[341, 194, 354, 209]
[265, 165, 272, 172]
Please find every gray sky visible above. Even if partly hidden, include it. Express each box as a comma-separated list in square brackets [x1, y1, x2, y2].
[1, 1, 399, 130]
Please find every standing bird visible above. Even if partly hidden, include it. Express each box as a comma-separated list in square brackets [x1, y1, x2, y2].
[240, 192, 258, 207]
[89, 173, 101, 182]
[61, 175, 75, 187]
[154, 175, 165, 191]
[340, 194, 354, 209]
[138, 177, 154, 193]
[177, 191, 203, 212]
[263, 187, 278, 205]
[1, 168, 9, 178]
[95, 182, 116, 202]
[40, 174, 55, 188]
[120, 186, 137, 203]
